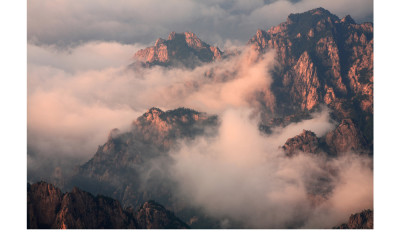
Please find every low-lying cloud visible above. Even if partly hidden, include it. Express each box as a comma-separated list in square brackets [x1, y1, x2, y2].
[27, 41, 276, 181]
[169, 108, 372, 228]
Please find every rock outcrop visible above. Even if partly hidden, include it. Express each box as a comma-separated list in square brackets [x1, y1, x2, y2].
[282, 130, 320, 156]
[136, 201, 190, 229]
[134, 32, 222, 68]
[324, 119, 367, 154]
[334, 209, 373, 229]
[27, 182, 189, 229]
[27, 182, 63, 229]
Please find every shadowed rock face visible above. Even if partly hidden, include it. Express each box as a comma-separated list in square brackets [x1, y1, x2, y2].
[27, 182, 63, 229]
[27, 182, 189, 229]
[324, 119, 368, 154]
[282, 130, 320, 156]
[134, 32, 222, 68]
[334, 209, 373, 229]
[136, 201, 190, 229]
[282, 119, 367, 156]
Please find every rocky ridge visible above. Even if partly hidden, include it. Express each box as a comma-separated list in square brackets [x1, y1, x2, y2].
[134, 31, 222, 68]
[28, 181, 189, 229]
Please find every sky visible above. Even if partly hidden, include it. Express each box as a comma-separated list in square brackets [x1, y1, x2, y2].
[28, 0, 373, 48]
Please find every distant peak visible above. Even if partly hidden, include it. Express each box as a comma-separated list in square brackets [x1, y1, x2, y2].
[184, 31, 198, 38]
[167, 31, 188, 41]
[310, 7, 332, 16]
[341, 15, 356, 24]
[288, 7, 339, 23]
[134, 31, 222, 68]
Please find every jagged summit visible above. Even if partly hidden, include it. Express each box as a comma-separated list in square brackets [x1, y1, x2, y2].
[134, 31, 222, 68]
[288, 7, 339, 22]
[341, 15, 356, 24]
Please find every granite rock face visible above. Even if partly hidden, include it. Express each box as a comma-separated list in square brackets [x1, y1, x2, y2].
[27, 182, 63, 229]
[282, 130, 320, 156]
[134, 32, 222, 68]
[324, 119, 368, 154]
[248, 7, 373, 150]
[27, 182, 188, 229]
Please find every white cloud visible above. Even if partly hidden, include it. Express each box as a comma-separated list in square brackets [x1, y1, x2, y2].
[169, 108, 372, 228]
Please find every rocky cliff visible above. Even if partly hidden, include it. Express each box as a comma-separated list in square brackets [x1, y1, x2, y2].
[248, 7, 373, 151]
[282, 130, 321, 156]
[134, 31, 222, 68]
[28, 182, 189, 229]
[282, 119, 368, 156]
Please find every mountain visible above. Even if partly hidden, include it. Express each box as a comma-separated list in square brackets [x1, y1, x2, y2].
[73, 8, 372, 228]
[67, 107, 220, 228]
[27, 181, 189, 229]
[249, 7, 373, 152]
[133, 31, 223, 68]
[334, 209, 373, 229]
[29, 8, 373, 229]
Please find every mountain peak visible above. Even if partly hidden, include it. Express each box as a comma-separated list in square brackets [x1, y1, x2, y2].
[287, 7, 339, 25]
[134, 32, 222, 68]
[341, 15, 356, 24]
[310, 7, 333, 16]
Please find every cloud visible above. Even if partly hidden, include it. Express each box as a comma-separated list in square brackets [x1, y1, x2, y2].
[28, 0, 373, 48]
[28, 42, 144, 73]
[27, 41, 277, 181]
[168, 108, 373, 228]
[27, 42, 143, 179]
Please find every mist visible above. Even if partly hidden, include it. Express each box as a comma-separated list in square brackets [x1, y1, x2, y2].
[27, 42, 277, 181]
[169, 108, 372, 228]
